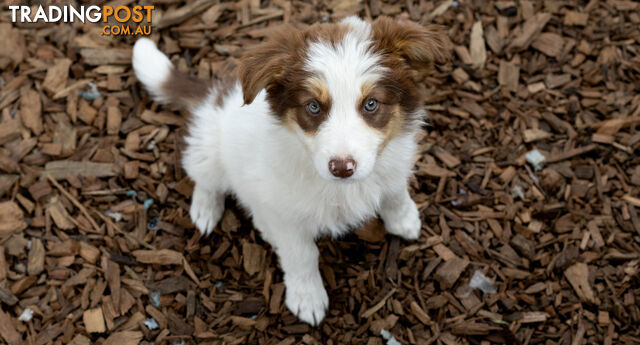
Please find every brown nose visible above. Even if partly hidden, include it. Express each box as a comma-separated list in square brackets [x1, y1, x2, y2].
[328, 157, 356, 178]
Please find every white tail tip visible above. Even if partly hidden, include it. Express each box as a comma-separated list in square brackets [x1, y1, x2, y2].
[132, 38, 173, 102]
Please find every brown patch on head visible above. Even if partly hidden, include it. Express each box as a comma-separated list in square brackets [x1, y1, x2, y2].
[161, 69, 211, 109]
[238, 25, 307, 106]
[282, 78, 332, 134]
[357, 85, 405, 150]
[358, 87, 399, 129]
[305, 24, 349, 48]
[371, 17, 452, 82]
[213, 59, 239, 108]
[379, 105, 405, 151]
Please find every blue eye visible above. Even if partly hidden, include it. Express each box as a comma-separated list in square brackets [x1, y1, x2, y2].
[306, 100, 321, 115]
[363, 99, 379, 112]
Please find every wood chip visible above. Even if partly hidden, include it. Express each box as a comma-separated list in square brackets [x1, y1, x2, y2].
[532, 32, 565, 57]
[509, 12, 552, 51]
[0, 308, 20, 345]
[156, 0, 219, 29]
[83, 307, 106, 333]
[564, 11, 589, 26]
[132, 249, 183, 265]
[469, 21, 486, 69]
[0, 201, 26, 240]
[498, 60, 519, 92]
[410, 301, 431, 325]
[520, 311, 549, 323]
[242, 241, 266, 276]
[434, 257, 469, 289]
[103, 331, 143, 345]
[20, 88, 42, 135]
[44, 161, 117, 179]
[27, 238, 45, 276]
[355, 218, 387, 243]
[523, 128, 551, 143]
[42, 59, 72, 95]
[564, 263, 595, 304]
[48, 196, 76, 230]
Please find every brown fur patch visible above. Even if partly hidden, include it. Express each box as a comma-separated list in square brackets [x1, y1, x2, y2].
[237, 25, 307, 106]
[378, 105, 404, 152]
[162, 69, 211, 109]
[213, 59, 239, 108]
[283, 86, 332, 134]
[281, 77, 333, 134]
[358, 87, 399, 129]
[305, 24, 349, 48]
[356, 87, 404, 151]
[370, 17, 452, 82]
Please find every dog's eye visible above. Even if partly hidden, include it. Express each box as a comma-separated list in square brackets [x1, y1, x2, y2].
[363, 99, 379, 113]
[306, 100, 321, 115]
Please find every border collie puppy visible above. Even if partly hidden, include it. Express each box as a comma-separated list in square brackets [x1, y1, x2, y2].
[132, 16, 450, 325]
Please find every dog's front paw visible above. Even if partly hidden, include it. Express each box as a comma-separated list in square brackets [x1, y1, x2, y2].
[285, 276, 329, 326]
[383, 201, 421, 240]
[190, 188, 223, 236]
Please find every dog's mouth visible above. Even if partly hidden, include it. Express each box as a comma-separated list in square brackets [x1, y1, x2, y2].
[316, 165, 370, 183]
[327, 175, 359, 183]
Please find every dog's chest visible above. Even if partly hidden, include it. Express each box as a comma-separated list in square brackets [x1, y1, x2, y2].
[294, 179, 384, 235]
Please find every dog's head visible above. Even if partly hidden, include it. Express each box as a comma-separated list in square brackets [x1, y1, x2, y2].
[239, 16, 451, 181]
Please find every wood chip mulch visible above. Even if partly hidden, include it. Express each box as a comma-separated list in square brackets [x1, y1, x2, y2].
[1, 1, 639, 344]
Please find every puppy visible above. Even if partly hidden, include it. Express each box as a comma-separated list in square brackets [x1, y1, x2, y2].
[132, 16, 450, 325]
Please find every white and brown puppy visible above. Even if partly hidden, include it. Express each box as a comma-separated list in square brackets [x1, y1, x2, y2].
[132, 16, 450, 325]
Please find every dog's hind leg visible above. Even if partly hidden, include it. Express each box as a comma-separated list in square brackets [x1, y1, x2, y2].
[183, 152, 225, 236]
[134, 38, 225, 235]
[189, 184, 225, 236]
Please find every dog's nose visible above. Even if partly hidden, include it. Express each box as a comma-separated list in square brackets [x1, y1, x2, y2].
[328, 157, 356, 178]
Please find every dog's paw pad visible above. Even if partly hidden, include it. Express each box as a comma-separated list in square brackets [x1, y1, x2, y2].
[285, 280, 329, 326]
[189, 189, 223, 236]
[385, 204, 421, 240]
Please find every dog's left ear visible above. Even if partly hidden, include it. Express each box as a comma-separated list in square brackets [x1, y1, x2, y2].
[238, 25, 303, 105]
[371, 17, 452, 80]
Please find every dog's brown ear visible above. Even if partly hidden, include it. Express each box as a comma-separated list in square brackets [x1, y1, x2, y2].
[371, 17, 452, 80]
[238, 25, 303, 105]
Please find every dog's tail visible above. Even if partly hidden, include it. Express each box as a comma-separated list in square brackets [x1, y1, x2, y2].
[132, 38, 210, 109]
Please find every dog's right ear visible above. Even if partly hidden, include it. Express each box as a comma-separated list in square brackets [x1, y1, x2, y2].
[238, 25, 303, 105]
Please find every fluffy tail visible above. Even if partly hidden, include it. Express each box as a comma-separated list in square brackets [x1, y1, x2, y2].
[132, 38, 210, 109]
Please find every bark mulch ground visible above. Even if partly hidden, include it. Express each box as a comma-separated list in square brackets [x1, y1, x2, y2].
[1, 0, 639, 344]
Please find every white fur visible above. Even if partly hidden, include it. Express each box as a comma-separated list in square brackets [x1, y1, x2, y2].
[132, 17, 422, 326]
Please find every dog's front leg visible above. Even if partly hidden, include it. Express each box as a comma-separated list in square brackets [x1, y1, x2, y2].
[379, 188, 422, 240]
[258, 217, 328, 325]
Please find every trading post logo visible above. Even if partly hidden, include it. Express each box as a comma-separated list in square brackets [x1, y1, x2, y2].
[8, 5, 154, 36]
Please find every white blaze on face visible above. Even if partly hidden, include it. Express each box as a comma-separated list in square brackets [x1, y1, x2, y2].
[301, 17, 389, 181]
